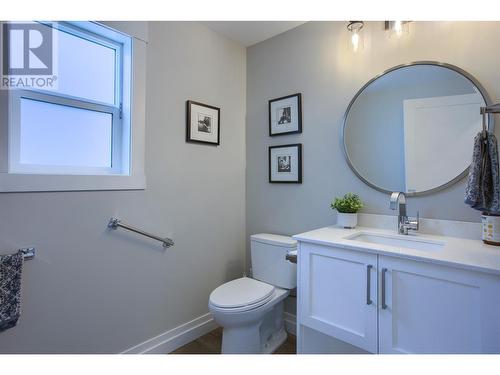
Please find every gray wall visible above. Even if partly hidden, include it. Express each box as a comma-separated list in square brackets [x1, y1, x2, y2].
[0, 22, 246, 353]
[246, 21, 500, 268]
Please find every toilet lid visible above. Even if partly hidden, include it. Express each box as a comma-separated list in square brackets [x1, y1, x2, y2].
[209, 277, 275, 309]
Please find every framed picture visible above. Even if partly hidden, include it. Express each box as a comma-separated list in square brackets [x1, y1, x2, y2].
[186, 100, 220, 145]
[268, 93, 302, 136]
[269, 144, 302, 183]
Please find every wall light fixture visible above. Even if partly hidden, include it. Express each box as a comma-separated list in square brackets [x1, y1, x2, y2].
[347, 21, 364, 52]
[385, 21, 411, 38]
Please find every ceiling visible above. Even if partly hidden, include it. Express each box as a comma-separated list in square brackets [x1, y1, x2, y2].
[201, 21, 306, 47]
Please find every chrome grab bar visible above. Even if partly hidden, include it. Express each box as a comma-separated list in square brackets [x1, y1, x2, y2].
[108, 218, 174, 248]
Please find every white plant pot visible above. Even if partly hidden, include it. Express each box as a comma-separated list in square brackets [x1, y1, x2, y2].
[337, 212, 358, 229]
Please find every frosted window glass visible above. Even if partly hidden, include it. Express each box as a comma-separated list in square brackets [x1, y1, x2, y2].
[19, 98, 113, 168]
[55, 27, 116, 105]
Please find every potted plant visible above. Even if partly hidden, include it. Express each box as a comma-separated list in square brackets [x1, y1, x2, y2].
[331, 193, 363, 229]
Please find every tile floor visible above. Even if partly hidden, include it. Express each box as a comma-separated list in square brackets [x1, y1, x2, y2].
[171, 327, 296, 354]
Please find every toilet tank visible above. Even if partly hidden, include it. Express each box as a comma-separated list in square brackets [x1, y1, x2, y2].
[250, 233, 297, 289]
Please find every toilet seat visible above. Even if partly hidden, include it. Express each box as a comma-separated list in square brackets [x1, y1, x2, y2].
[209, 277, 275, 312]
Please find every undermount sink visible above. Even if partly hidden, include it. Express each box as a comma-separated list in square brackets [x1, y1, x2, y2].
[344, 232, 445, 251]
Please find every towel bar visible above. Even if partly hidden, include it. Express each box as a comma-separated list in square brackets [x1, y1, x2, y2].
[108, 218, 174, 248]
[480, 103, 500, 114]
[479, 103, 500, 136]
[19, 248, 35, 260]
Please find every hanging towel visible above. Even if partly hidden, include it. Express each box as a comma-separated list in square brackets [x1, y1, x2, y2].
[0, 251, 24, 332]
[465, 132, 500, 213]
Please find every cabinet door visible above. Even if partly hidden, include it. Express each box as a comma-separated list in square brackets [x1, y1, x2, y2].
[379, 255, 500, 354]
[299, 243, 378, 353]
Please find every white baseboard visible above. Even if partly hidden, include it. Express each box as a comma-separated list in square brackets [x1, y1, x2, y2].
[121, 313, 218, 354]
[284, 312, 296, 336]
[122, 311, 295, 354]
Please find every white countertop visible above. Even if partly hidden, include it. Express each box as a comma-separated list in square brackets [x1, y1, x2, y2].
[293, 225, 500, 276]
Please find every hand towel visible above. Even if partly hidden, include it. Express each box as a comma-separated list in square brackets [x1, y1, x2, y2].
[0, 251, 24, 332]
[465, 132, 500, 213]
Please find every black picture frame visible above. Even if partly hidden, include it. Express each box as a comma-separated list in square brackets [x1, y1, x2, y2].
[268, 93, 302, 136]
[268, 143, 302, 183]
[186, 100, 220, 146]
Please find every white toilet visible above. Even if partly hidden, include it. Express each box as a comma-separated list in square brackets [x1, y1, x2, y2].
[208, 233, 297, 354]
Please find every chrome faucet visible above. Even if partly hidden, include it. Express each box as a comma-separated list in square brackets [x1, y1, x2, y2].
[389, 192, 419, 235]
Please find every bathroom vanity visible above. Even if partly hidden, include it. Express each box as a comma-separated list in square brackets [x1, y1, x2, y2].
[293, 215, 500, 354]
[291, 60, 500, 354]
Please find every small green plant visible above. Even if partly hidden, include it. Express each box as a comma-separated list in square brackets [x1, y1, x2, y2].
[331, 193, 363, 214]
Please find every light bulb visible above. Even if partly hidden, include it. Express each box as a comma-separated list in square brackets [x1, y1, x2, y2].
[347, 21, 364, 52]
[394, 21, 403, 37]
[351, 31, 359, 52]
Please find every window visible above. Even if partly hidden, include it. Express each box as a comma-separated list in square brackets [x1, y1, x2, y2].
[0, 21, 146, 192]
[7, 21, 131, 176]
[19, 98, 113, 169]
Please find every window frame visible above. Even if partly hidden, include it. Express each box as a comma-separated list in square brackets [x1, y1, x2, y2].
[0, 21, 146, 192]
[49, 21, 124, 108]
[9, 21, 126, 176]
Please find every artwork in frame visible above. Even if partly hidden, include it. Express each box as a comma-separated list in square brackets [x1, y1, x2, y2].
[268, 93, 302, 136]
[269, 144, 302, 183]
[186, 100, 220, 145]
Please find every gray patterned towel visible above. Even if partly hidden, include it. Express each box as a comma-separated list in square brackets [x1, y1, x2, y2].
[0, 251, 24, 332]
[465, 132, 500, 213]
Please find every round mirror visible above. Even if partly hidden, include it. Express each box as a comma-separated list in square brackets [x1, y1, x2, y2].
[342, 62, 493, 196]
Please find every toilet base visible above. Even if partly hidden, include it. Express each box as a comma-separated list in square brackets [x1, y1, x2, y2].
[220, 319, 288, 354]
[262, 326, 287, 354]
[216, 293, 288, 354]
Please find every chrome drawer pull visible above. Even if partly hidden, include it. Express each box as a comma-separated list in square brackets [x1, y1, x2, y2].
[381, 268, 388, 309]
[366, 264, 373, 305]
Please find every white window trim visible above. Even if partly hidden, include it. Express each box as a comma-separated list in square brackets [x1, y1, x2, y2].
[0, 21, 146, 192]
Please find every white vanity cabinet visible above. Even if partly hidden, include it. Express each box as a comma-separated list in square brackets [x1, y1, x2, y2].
[297, 241, 500, 354]
[378, 255, 500, 354]
[298, 243, 378, 353]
